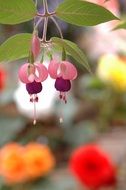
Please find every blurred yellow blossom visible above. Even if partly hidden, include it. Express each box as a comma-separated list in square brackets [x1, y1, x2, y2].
[97, 54, 126, 91]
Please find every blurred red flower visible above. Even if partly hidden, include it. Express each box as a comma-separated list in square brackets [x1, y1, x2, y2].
[0, 67, 6, 92]
[69, 145, 116, 189]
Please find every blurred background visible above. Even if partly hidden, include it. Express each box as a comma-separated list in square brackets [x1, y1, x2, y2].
[0, 0, 126, 189]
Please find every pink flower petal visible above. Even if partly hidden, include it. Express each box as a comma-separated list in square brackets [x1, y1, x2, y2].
[48, 60, 59, 79]
[61, 61, 78, 80]
[34, 63, 48, 82]
[18, 63, 31, 83]
[28, 74, 35, 82]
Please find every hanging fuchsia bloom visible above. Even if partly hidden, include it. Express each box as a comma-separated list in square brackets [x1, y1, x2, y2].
[18, 63, 48, 124]
[48, 60, 77, 103]
[31, 33, 40, 59]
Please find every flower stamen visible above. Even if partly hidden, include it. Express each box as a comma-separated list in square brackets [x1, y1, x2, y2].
[33, 94, 37, 125]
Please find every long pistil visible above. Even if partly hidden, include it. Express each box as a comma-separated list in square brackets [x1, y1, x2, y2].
[33, 94, 37, 125]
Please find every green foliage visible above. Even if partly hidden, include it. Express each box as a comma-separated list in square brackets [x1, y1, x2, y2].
[0, 116, 26, 146]
[52, 37, 91, 72]
[113, 21, 126, 30]
[0, 0, 36, 24]
[18, 174, 77, 190]
[0, 33, 32, 62]
[79, 75, 107, 101]
[0, 0, 120, 65]
[56, 0, 119, 26]
[64, 121, 97, 147]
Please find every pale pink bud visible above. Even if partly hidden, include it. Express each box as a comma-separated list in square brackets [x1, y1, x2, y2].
[31, 34, 40, 59]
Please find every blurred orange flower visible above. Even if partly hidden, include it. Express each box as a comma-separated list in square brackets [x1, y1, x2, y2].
[0, 143, 26, 184]
[23, 143, 55, 179]
[0, 142, 55, 184]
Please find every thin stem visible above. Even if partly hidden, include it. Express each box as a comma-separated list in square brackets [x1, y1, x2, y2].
[42, 17, 48, 42]
[50, 16, 63, 39]
[35, 0, 37, 7]
[43, 0, 48, 14]
[41, 0, 49, 42]
[36, 12, 55, 17]
[34, 0, 38, 28]
[36, 0, 63, 42]
[34, 17, 43, 30]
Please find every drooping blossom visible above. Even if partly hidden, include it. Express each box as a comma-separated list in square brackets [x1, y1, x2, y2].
[69, 144, 116, 189]
[18, 63, 48, 124]
[48, 59, 77, 103]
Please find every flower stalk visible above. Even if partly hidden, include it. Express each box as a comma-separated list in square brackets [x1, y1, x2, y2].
[36, 0, 63, 41]
[42, 17, 48, 42]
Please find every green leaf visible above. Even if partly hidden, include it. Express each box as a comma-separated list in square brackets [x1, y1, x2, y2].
[0, 33, 32, 62]
[56, 0, 119, 26]
[113, 21, 126, 30]
[0, 0, 36, 24]
[52, 37, 91, 72]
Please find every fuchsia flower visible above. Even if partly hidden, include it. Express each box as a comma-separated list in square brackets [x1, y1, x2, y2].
[48, 59, 77, 103]
[18, 63, 48, 124]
